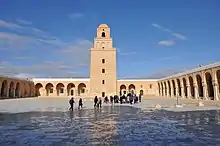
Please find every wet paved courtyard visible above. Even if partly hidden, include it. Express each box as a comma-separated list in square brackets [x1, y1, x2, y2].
[0, 105, 220, 146]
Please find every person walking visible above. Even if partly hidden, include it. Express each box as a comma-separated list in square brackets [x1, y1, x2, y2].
[98, 97, 102, 108]
[94, 96, 98, 107]
[69, 97, 74, 111]
[78, 98, 83, 109]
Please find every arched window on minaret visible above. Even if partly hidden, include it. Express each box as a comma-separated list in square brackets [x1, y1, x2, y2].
[102, 32, 105, 37]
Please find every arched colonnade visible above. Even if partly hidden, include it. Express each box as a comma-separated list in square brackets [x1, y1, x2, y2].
[35, 82, 88, 97]
[0, 77, 35, 99]
[158, 67, 220, 100]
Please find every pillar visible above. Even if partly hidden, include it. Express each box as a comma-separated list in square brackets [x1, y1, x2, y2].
[213, 81, 219, 100]
[180, 81, 185, 98]
[175, 85, 179, 97]
[186, 84, 191, 99]
[202, 82, 208, 100]
[194, 85, 198, 99]
[170, 86, 174, 97]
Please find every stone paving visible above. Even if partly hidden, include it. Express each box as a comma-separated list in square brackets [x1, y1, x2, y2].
[0, 96, 220, 113]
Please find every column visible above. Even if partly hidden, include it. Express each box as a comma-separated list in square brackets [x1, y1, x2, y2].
[194, 85, 198, 99]
[186, 84, 191, 99]
[202, 82, 208, 100]
[170, 86, 174, 97]
[180, 87, 184, 98]
[175, 85, 179, 97]
[213, 81, 219, 100]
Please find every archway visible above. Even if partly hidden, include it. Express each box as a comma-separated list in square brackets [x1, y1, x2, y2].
[9, 82, 15, 98]
[189, 76, 195, 98]
[161, 83, 164, 96]
[205, 72, 214, 100]
[102, 32, 105, 37]
[35, 83, 43, 96]
[128, 84, 135, 94]
[158, 83, 161, 96]
[164, 82, 167, 96]
[196, 74, 203, 98]
[172, 80, 176, 96]
[56, 83, 65, 96]
[45, 83, 54, 96]
[1, 80, 8, 97]
[67, 83, 75, 96]
[177, 79, 181, 96]
[15, 82, 20, 97]
[78, 83, 86, 96]
[183, 78, 187, 97]
[168, 81, 171, 96]
[217, 70, 220, 95]
[120, 84, 126, 96]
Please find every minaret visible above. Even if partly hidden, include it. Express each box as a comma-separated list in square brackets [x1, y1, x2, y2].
[90, 24, 117, 97]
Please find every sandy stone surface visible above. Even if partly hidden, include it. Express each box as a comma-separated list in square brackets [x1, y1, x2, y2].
[0, 96, 220, 113]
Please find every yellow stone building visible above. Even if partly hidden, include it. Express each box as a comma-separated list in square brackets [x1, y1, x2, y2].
[0, 24, 220, 100]
[32, 24, 158, 98]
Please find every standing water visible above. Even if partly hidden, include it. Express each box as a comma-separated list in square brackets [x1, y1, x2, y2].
[0, 106, 220, 145]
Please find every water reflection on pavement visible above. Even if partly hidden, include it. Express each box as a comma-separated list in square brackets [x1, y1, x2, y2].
[0, 106, 220, 146]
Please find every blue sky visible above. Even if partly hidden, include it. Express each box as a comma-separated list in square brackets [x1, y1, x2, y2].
[0, 0, 219, 78]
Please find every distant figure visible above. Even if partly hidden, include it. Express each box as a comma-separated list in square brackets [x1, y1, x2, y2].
[139, 94, 142, 102]
[69, 97, 75, 111]
[98, 97, 102, 108]
[78, 98, 83, 109]
[110, 96, 113, 103]
[94, 96, 98, 107]
[129, 94, 133, 104]
[104, 96, 109, 103]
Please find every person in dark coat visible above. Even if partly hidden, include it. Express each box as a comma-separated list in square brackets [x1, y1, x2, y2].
[78, 98, 83, 109]
[69, 97, 74, 111]
[94, 96, 98, 107]
[110, 96, 113, 103]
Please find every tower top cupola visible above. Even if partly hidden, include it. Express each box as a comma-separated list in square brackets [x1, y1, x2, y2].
[97, 24, 110, 38]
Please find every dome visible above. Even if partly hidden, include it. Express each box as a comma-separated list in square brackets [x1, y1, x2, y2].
[98, 24, 109, 28]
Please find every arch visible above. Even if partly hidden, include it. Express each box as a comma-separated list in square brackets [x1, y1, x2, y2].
[24, 83, 29, 97]
[217, 70, 220, 95]
[182, 78, 187, 97]
[172, 80, 176, 96]
[1, 80, 8, 97]
[196, 74, 203, 98]
[9, 81, 15, 98]
[158, 83, 161, 96]
[189, 76, 195, 98]
[56, 83, 65, 96]
[102, 32, 105, 37]
[67, 83, 75, 96]
[161, 82, 164, 96]
[205, 72, 214, 100]
[164, 82, 167, 96]
[128, 84, 135, 94]
[120, 84, 126, 95]
[168, 81, 171, 96]
[35, 83, 43, 96]
[15, 82, 20, 97]
[177, 79, 181, 96]
[45, 83, 54, 96]
[78, 83, 86, 96]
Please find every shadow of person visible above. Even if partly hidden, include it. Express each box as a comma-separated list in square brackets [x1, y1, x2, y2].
[69, 110, 74, 122]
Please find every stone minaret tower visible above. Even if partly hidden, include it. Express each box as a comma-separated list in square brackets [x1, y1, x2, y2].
[90, 24, 117, 97]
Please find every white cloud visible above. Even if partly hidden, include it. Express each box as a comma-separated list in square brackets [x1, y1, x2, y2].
[158, 40, 175, 46]
[172, 33, 187, 40]
[152, 23, 187, 40]
[16, 19, 32, 25]
[69, 13, 84, 19]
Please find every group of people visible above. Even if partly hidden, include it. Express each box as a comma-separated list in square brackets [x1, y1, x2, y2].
[68, 92, 143, 111]
[69, 97, 83, 111]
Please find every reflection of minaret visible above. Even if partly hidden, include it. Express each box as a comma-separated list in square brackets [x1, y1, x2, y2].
[90, 24, 117, 97]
